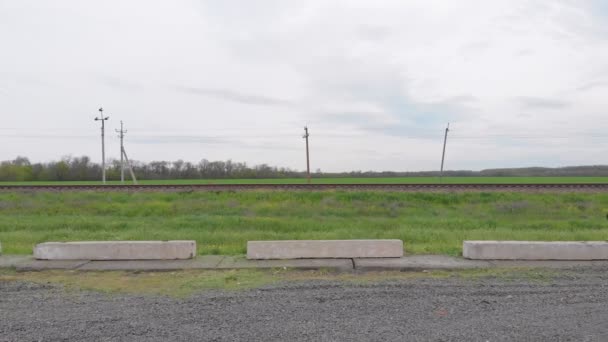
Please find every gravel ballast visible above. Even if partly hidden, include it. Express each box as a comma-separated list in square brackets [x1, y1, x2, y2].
[2, 268, 608, 341]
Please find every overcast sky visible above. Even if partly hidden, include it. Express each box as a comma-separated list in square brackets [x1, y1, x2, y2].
[1, 0, 608, 172]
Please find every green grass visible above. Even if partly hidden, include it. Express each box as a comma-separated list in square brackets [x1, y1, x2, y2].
[1, 191, 608, 255]
[2, 176, 608, 185]
[0, 268, 559, 297]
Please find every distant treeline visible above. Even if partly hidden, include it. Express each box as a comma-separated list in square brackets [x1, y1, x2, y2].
[334, 166, 608, 178]
[1, 156, 608, 181]
[0, 156, 302, 181]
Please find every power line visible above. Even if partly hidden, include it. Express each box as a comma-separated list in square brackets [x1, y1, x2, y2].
[5, 128, 608, 146]
[450, 135, 608, 139]
[3, 135, 608, 140]
[4, 126, 608, 140]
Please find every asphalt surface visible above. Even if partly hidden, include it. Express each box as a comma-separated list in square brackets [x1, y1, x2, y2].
[2, 268, 608, 341]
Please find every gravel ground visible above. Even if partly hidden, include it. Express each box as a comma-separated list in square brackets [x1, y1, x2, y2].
[2, 268, 608, 342]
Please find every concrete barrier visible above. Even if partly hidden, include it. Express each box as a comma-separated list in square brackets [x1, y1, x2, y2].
[463, 241, 608, 260]
[34, 241, 196, 260]
[247, 240, 403, 259]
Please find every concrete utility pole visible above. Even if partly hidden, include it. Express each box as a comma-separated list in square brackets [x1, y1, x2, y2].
[94, 108, 109, 184]
[116, 121, 126, 183]
[439, 123, 450, 184]
[303, 126, 311, 184]
[115, 121, 138, 184]
[122, 147, 138, 184]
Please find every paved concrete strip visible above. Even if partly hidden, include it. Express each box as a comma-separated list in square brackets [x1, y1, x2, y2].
[5, 254, 607, 272]
[247, 240, 403, 259]
[77, 256, 225, 271]
[16, 260, 91, 271]
[218, 256, 354, 271]
[354, 255, 492, 271]
[463, 240, 608, 260]
[488, 260, 608, 268]
[0, 255, 33, 268]
[34, 241, 197, 260]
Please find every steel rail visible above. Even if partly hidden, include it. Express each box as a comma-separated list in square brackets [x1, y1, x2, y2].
[1, 183, 608, 192]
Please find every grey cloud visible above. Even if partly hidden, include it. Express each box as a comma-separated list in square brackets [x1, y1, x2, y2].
[576, 81, 608, 92]
[321, 111, 382, 124]
[318, 101, 471, 139]
[460, 41, 491, 53]
[0, 134, 91, 140]
[319, 111, 399, 133]
[515, 49, 534, 56]
[306, 59, 477, 138]
[356, 25, 391, 41]
[130, 135, 231, 145]
[129, 135, 298, 151]
[174, 86, 294, 107]
[432, 95, 478, 105]
[517, 96, 570, 109]
[99, 76, 143, 91]
[0, 71, 55, 88]
[3, 0, 607, 171]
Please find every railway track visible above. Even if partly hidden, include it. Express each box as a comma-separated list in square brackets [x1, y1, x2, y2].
[1, 183, 608, 192]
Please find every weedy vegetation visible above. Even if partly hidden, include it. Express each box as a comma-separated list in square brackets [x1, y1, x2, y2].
[1, 191, 607, 255]
[2, 176, 608, 185]
[0, 267, 560, 297]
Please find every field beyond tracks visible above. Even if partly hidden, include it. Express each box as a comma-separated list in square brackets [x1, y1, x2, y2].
[1, 191, 607, 255]
[2, 176, 608, 186]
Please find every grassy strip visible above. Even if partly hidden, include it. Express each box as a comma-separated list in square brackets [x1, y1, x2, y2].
[1, 191, 607, 255]
[2, 176, 608, 185]
[0, 268, 559, 297]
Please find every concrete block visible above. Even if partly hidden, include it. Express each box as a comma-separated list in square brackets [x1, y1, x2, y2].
[34, 241, 196, 260]
[247, 240, 403, 259]
[463, 241, 608, 260]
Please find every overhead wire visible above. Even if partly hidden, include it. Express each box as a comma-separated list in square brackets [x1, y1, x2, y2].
[2, 128, 608, 140]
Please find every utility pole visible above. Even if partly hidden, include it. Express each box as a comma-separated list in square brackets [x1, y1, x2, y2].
[94, 108, 109, 184]
[303, 126, 311, 184]
[115, 121, 138, 184]
[122, 147, 138, 184]
[116, 121, 126, 183]
[439, 123, 450, 184]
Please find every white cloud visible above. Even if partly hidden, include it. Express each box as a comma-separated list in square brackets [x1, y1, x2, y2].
[1, 0, 607, 171]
